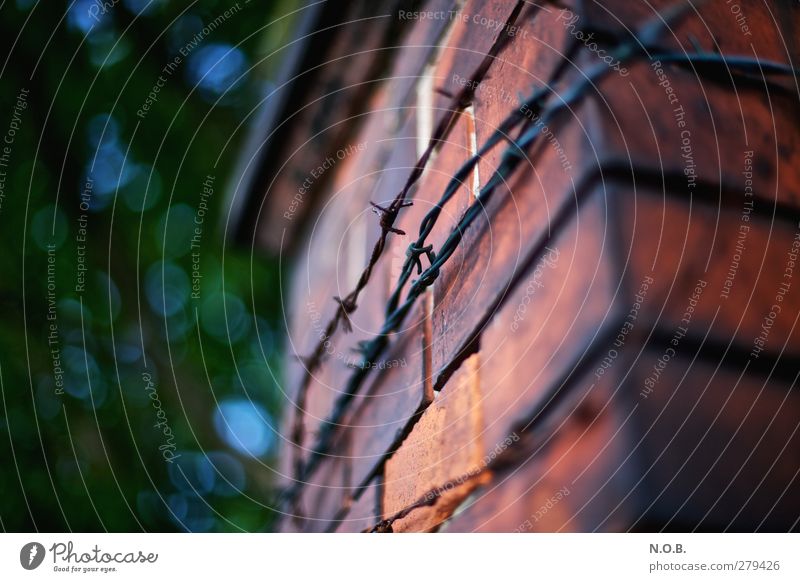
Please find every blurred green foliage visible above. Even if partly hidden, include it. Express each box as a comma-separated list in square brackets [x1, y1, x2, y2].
[0, 0, 297, 531]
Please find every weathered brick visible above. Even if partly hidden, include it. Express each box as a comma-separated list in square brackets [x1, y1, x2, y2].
[615, 184, 800, 359]
[390, 105, 474, 262]
[430, 112, 593, 387]
[431, 0, 527, 126]
[336, 305, 433, 490]
[471, 190, 620, 459]
[445, 340, 800, 532]
[391, 481, 481, 533]
[443, 374, 638, 532]
[582, 59, 800, 210]
[576, 0, 800, 64]
[469, 0, 571, 183]
[626, 348, 800, 531]
[274, 0, 800, 535]
[383, 354, 485, 531]
[336, 478, 383, 533]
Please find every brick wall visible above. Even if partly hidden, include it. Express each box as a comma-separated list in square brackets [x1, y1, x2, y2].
[266, 0, 800, 532]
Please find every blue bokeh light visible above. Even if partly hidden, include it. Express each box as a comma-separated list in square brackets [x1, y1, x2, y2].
[145, 261, 190, 317]
[187, 43, 248, 102]
[213, 398, 274, 458]
[67, 0, 111, 34]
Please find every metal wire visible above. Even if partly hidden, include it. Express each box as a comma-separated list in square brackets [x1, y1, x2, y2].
[280, 0, 800, 523]
[287, 0, 533, 485]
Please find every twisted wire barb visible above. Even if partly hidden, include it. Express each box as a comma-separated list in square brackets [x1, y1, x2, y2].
[288, 0, 532, 484]
[281, 0, 800, 518]
[365, 43, 800, 537]
[282, 4, 700, 511]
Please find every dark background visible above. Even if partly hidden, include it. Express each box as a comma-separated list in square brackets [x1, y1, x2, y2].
[0, 0, 295, 532]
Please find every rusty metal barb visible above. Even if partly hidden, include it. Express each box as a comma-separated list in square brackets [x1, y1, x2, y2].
[282, 3, 798, 521]
[281, 2, 698, 512]
[286, 0, 534, 490]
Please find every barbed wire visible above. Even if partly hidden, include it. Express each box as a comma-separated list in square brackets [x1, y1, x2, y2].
[362, 48, 800, 539]
[281, 0, 800, 524]
[281, 3, 702, 514]
[288, 0, 532, 484]
[650, 51, 800, 92]
[365, 425, 539, 532]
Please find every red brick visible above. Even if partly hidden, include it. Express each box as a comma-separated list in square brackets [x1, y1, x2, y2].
[390, 481, 480, 533]
[337, 304, 434, 490]
[627, 349, 800, 530]
[431, 0, 526, 126]
[582, 59, 800, 210]
[382, 111, 475, 324]
[469, 1, 571, 183]
[575, 0, 800, 64]
[383, 355, 485, 531]
[554, 0, 800, 205]
[472, 190, 620, 459]
[615, 184, 800, 358]
[336, 478, 383, 533]
[430, 112, 593, 386]
[445, 340, 800, 532]
[395, 108, 473, 237]
[443, 375, 637, 532]
[274, 0, 800, 535]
